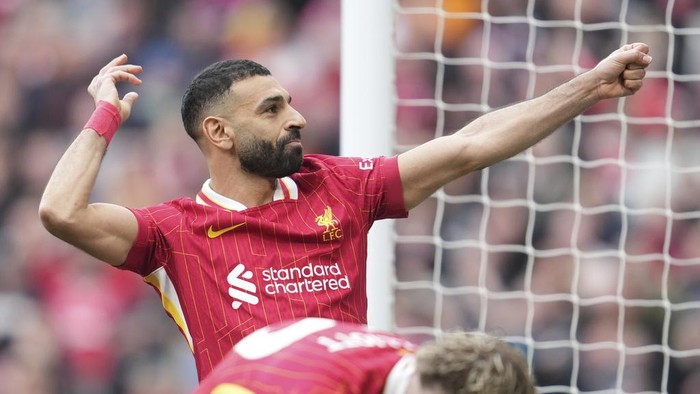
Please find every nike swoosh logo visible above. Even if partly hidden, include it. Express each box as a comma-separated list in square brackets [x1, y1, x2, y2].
[207, 223, 246, 238]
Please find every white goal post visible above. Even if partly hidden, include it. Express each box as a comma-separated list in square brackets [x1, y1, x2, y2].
[340, 0, 396, 331]
[342, 1, 700, 393]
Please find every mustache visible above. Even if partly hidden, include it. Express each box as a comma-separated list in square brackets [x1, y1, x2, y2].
[279, 129, 302, 145]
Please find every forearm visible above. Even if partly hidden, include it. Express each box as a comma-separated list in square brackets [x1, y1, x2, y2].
[38, 54, 144, 264]
[39, 130, 107, 232]
[398, 43, 650, 210]
[39, 128, 140, 265]
[457, 71, 599, 170]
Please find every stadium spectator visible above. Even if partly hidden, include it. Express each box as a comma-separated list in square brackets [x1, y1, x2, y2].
[193, 317, 536, 394]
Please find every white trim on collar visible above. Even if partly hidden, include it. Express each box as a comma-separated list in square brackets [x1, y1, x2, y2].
[383, 354, 416, 394]
[197, 177, 299, 211]
[198, 179, 248, 211]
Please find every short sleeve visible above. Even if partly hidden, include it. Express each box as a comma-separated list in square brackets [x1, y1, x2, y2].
[118, 207, 169, 276]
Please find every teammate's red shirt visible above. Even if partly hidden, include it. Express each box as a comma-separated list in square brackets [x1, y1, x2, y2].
[193, 318, 418, 394]
[119, 155, 407, 379]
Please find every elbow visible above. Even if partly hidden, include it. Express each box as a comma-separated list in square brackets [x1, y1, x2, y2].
[38, 200, 78, 237]
[452, 134, 487, 174]
[38, 203, 62, 236]
[457, 135, 511, 172]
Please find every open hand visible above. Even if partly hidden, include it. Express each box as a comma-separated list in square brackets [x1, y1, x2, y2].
[87, 54, 143, 123]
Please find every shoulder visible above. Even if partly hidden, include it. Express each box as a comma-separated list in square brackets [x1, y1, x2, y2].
[299, 154, 392, 174]
[130, 197, 200, 218]
[300, 154, 352, 170]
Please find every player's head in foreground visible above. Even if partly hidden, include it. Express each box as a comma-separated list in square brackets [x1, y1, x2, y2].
[408, 331, 536, 394]
[194, 318, 536, 394]
[180, 58, 307, 179]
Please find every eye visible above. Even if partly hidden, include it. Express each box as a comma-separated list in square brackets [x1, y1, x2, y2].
[266, 105, 278, 114]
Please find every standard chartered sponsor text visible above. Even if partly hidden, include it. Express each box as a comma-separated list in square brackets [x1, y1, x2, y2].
[262, 262, 350, 294]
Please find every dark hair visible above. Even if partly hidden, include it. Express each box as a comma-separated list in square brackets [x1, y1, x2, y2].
[181, 59, 271, 141]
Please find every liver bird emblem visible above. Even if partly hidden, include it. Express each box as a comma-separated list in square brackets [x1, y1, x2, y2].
[315, 206, 339, 231]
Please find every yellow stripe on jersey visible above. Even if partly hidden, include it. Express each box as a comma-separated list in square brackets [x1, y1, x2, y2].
[195, 194, 210, 206]
[145, 267, 194, 352]
[211, 384, 255, 394]
[278, 177, 298, 200]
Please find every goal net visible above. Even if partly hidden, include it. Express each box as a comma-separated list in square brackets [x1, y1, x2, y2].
[344, 0, 700, 393]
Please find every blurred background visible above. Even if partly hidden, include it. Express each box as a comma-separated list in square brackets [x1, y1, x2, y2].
[1, 0, 700, 393]
[0, 1, 340, 393]
[391, 1, 700, 393]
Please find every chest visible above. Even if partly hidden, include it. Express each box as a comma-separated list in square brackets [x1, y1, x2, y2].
[160, 200, 371, 272]
[203, 201, 356, 246]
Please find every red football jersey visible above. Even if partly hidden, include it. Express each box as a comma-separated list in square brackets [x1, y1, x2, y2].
[192, 318, 418, 394]
[119, 155, 407, 379]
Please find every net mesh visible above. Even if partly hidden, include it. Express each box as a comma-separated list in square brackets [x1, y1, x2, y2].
[390, 0, 700, 392]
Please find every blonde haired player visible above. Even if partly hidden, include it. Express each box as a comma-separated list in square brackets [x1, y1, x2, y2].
[193, 318, 535, 394]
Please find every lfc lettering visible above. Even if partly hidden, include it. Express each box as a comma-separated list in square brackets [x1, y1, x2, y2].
[323, 228, 343, 241]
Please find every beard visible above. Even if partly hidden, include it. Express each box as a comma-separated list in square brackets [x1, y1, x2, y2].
[238, 129, 303, 178]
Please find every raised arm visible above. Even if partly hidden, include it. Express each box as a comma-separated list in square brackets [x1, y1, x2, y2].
[398, 43, 652, 210]
[39, 54, 143, 266]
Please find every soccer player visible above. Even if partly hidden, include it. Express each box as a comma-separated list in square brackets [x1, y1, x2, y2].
[38, 43, 652, 380]
[192, 317, 536, 394]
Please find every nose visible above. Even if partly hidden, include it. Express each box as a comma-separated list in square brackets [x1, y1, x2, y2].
[286, 106, 307, 131]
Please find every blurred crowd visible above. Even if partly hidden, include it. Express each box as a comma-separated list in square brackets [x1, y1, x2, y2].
[0, 0, 699, 393]
[393, 1, 700, 393]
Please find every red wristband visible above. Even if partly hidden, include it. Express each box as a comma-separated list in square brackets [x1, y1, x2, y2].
[84, 100, 121, 145]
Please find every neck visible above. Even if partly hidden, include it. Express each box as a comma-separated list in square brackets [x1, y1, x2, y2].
[205, 150, 280, 208]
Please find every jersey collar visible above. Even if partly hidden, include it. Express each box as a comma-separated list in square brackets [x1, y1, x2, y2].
[195, 177, 299, 211]
[383, 354, 416, 394]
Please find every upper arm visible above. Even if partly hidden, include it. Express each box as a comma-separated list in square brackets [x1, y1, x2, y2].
[48, 202, 139, 266]
[397, 134, 475, 210]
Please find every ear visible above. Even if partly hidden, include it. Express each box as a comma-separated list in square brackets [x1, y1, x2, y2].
[202, 116, 234, 150]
